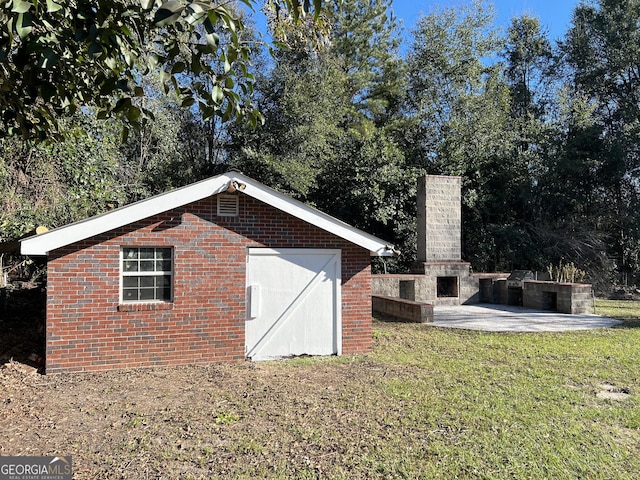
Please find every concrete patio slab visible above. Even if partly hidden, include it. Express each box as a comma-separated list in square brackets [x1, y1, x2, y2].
[433, 303, 622, 332]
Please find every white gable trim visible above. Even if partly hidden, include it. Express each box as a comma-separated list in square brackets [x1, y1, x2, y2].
[20, 172, 395, 257]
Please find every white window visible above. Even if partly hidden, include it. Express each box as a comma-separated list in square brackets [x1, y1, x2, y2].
[121, 247, 173, 302]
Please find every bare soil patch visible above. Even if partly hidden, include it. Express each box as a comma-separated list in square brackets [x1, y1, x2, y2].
[1, 353, 418, 479]
[0, 286, 424, 478]
[596, 382, 632, 401]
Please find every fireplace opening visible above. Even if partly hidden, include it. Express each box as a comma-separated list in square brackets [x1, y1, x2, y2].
[437, 276, 459, 298]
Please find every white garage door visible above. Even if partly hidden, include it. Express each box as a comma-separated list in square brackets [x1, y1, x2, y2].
[245, 248, 342, 361]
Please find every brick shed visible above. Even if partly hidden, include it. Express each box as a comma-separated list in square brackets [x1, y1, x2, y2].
[20, 172, 395, 374]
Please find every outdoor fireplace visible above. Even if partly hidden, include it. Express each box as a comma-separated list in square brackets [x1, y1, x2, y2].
[372, 173, 594, 313]
[437, 276, 459, 298]
[410, 175, 478, 304]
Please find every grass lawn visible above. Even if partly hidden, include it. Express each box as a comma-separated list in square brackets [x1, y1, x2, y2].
[595, 298, 640, 328]
[2, 299, 639, 479]
[364, 299, 640, 479]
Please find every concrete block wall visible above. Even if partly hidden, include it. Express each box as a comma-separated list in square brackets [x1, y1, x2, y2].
[372, 295, 434, 323]
[46, 195, 373, 374]
[372, 274, 427, 301]
[417, 175, 462, 263]
[522, 281, 593, 314]
[372, 266, 485, 306]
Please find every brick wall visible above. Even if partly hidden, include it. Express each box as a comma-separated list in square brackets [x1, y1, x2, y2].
[46, 194, 373, 373]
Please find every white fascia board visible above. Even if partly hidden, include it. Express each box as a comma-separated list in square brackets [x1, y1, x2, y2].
[233, 173, 395, 257]
[20, 171, 395, 257]
[20, 174, 232, 256]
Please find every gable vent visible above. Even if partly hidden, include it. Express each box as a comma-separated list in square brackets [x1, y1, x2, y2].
[217, 194, 239, 217]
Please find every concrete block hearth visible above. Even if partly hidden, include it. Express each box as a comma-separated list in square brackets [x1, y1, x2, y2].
[372, 295, 434, 323]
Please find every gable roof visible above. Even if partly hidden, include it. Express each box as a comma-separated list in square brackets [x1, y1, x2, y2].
[20, 171, 396, 257]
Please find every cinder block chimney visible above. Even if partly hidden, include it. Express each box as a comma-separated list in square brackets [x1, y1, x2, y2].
[416, 175, 462, 263]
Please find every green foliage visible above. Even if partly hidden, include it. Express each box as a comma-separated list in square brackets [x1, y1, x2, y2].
[263, 0, 332, 52]
[0, 1, 272, 239]
[315, 122, 420, 269]
[230, 50, 346, 198]
[0, 0, 329, 140]
[502, 15, 554, 118]
[330, 0, 404, 124]
[529, 86, 613, 288]
[117, 71, 207, 201]
[560, 0, 640, 283]
[230, 0, 415, 269]
[214, 411, 240, 424]
[406, 0, 501, 164]
[229, 0, 639, 282]
[1, 0, 639, 286]
[0, 116, 125, 240]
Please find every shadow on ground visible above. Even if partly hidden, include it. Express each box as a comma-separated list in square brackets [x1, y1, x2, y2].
[0, 285, 45, 372]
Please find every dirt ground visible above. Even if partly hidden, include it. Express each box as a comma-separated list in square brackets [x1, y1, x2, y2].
[2, 284, 638, 478]
[0, 286, 415, 479]
[2, 356, 406, 479]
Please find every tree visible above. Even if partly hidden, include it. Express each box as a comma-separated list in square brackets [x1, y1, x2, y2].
[491, 15, 557, 272]
[314, 121, 420, 271]
[406, 1, 502, 170]
[0, 114, 124, 241]
[531, 88, 613, 289]
[307, 0, 417, 270]
[119, 5, 265, 201]
[229, 49, 346, 198]
[117, 74, 191, 202]
[561, 0, 640, 284]
[229, 0, 418, 270]
[0, 0, 325, 140]
[406, 1, 540, 271]
[502, 15, 554, 119]
[231, 0, 404, 197]
[328, 0, 405, 126]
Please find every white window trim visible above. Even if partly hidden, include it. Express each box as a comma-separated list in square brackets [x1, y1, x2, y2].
[120, 247, 174, 303]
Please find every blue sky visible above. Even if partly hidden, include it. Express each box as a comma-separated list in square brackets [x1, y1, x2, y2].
[393, 0, 581, 43]
[248, 1, 582, 53]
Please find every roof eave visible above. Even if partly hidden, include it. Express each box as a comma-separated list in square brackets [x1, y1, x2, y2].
[20, 175, 231, 256]
[20, 172, 396, 257]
